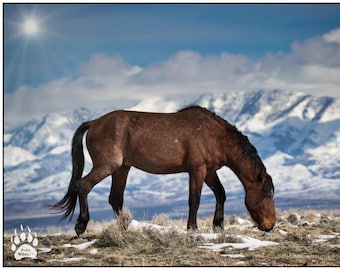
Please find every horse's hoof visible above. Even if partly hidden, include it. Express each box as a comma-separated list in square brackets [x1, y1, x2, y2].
[75, 222, 86, 236]
[213, 220, 224, 232]
[187, 224, 198, 231]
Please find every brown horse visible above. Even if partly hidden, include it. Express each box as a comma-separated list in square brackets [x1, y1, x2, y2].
[50, 106, 275, 236]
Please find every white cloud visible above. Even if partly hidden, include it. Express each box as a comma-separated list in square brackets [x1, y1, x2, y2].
[132, 51, 251, 84]
[77, 53, 142, 77]
[323, 28, 340, 44]
[4, 28, 340, 125]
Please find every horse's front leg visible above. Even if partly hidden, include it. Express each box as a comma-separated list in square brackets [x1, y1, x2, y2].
[204, 171, 226, 231]
[187, 167, 206, 230]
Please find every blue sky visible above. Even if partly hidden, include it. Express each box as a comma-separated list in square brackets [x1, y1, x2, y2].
[4, 3, 340, 123]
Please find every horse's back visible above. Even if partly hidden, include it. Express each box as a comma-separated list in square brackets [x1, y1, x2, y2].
[89, 108, 208, 137]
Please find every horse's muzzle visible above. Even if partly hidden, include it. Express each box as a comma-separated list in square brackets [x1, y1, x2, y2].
[258, 224, 274, 232]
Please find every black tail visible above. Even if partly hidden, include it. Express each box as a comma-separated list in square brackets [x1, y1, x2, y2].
[49, 121, 92, 222]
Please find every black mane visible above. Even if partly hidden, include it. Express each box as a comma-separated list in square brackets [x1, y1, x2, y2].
[179, 105, 266, 179]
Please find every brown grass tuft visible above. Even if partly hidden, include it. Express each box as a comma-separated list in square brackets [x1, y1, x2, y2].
[116, 208, 133, 231]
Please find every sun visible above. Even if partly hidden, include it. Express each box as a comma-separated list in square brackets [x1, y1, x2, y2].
[23, 18, 39, 35]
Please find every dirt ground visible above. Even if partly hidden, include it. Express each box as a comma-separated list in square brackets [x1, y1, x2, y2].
[3, 209, 339, 266]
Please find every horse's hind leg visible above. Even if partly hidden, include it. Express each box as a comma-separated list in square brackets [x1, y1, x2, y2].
[204, 171, 226, 231]
[109, 165, 130, 216]
[75, 167, 111, 236]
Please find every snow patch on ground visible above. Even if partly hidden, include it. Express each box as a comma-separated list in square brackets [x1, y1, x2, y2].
[222, 253, 246, 258]
[47, 257, 86, 263]
[198, 236, 279, 252]
[313, 234, 339, 243]
[129, 219, 186, 234]
[63, 239, 98, 250]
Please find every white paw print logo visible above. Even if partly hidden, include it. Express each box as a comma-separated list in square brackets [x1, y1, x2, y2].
[11, 225, 39, 260]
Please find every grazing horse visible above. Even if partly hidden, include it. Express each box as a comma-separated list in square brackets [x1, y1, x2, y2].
[50, 106, 275, 236]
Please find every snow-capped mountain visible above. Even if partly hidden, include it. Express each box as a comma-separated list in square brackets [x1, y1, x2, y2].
[4, 89, 340, 222]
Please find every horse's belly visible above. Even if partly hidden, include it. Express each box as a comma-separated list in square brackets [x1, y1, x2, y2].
[125, 146, 186, 174]
[132, 162, 185, 174]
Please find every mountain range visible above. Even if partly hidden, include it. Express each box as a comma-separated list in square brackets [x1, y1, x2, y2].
[4, 89, 340, 227]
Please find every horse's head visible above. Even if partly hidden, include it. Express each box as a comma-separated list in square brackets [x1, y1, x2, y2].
[245, 173, 276, 232]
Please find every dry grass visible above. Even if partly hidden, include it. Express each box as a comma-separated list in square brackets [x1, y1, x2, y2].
[3, 209, 339, 266]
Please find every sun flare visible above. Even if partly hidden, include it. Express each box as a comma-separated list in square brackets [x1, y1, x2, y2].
[23, 19, 39, 35]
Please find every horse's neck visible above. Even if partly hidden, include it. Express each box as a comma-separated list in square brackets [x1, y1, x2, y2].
[225, 147, 263, 189]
